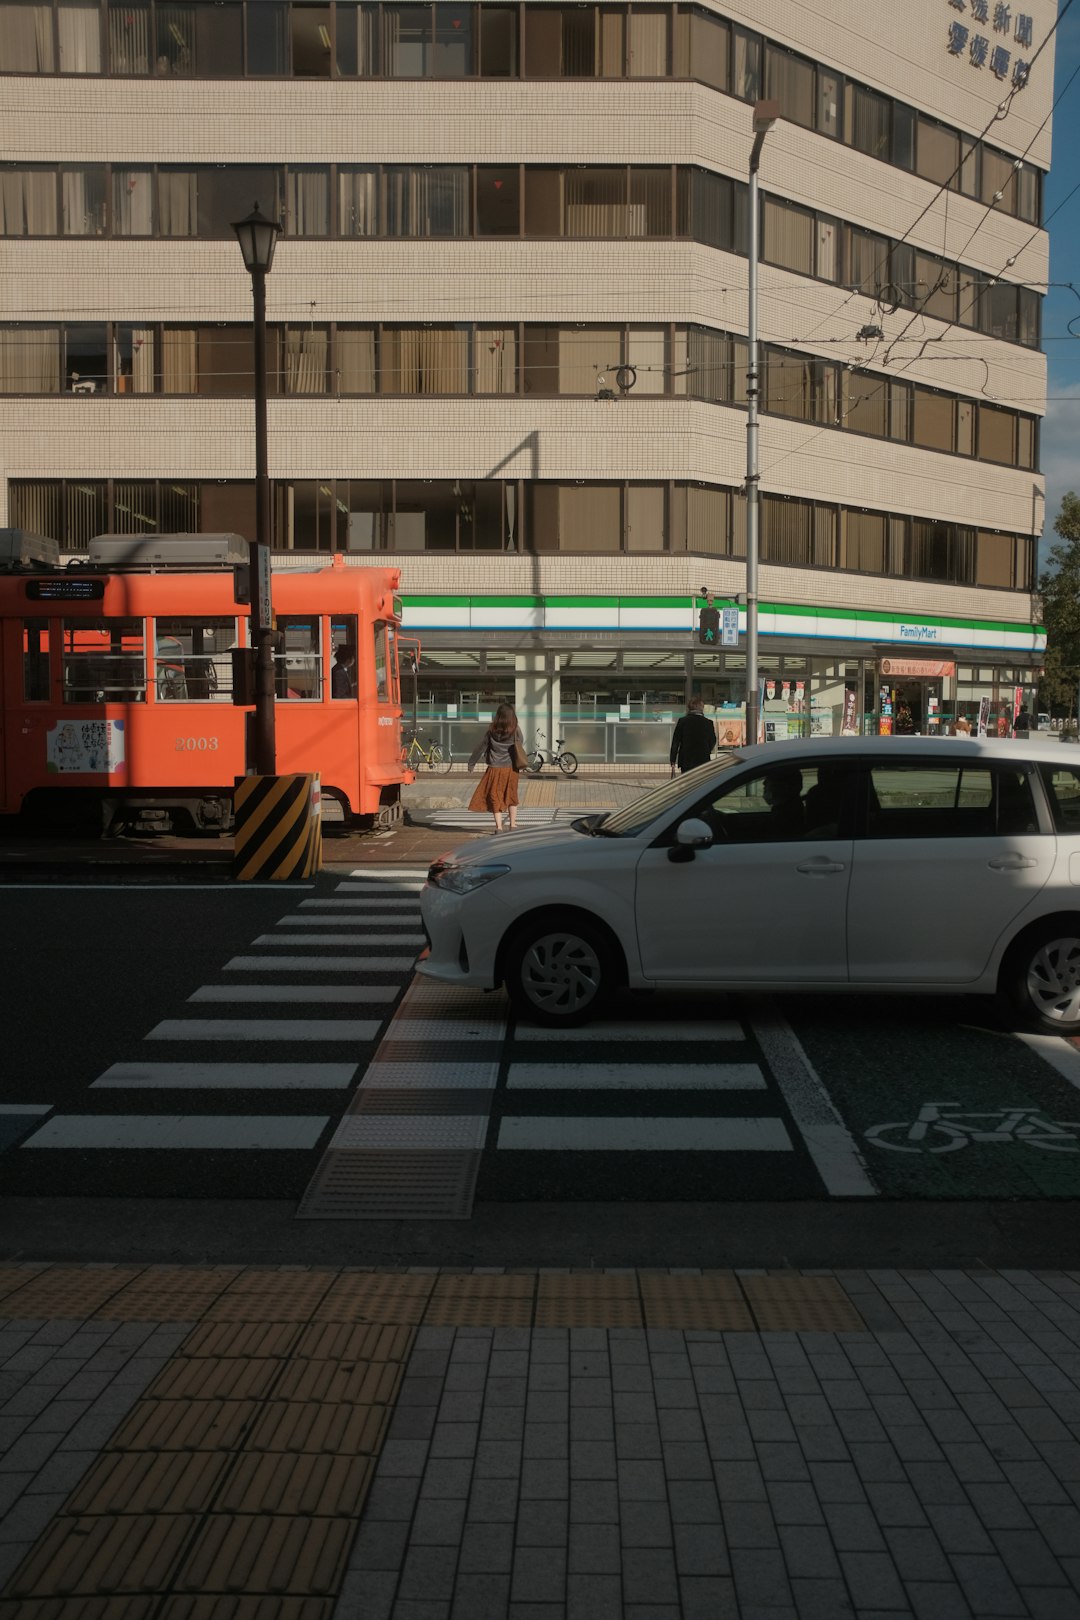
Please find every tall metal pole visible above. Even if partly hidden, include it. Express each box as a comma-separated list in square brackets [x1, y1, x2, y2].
[251, 265, 276, 776]
[745, 102, 777, 748]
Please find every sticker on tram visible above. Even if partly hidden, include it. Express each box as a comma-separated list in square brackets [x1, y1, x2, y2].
[46, 719, 126, 774]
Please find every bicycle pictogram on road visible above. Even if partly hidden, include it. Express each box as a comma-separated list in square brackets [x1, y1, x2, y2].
[865, 1101, 1080, 1154]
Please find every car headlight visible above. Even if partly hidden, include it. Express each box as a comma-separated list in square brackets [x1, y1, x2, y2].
[427, 862, 510, 895]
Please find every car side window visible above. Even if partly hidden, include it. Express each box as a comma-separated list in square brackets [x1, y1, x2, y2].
[690, 762, 853, 845]
[1038, 765, 1080, 834]
[864, 762, 1034, 839]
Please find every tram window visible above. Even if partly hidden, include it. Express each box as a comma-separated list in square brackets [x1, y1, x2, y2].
[153, 616, 235, 701]
[373, 620, 396, 701]
[330, 616, 359, 699]
[276, 616, 321, 700]
[23, 619, 52, 701]
[62, 617, 146, 703]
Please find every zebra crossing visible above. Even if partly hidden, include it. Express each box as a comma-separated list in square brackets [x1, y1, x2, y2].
[15, 869, 428, 1186]
[11, 861, 877, 1205]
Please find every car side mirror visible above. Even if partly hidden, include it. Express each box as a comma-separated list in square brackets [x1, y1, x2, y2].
[668, 817, 714, 862]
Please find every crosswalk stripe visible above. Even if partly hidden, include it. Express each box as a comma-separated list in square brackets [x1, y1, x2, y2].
[92, 1063, 358, 1089]
[506, 1063, 766, 1090]
[189, 985, 394, 1004]
[275, 914, 420, 926]
[255, 933, 425, 945]
[21, 1116, 329, 1149]
[347, 868, 428, 879]
[145, 1019, 381, 1042]
[513, 1020, 745, 1044]
[224, 956, 416, 972]
[496, 1116, 793, 1151]
[336, 883, 423, 895]
[299, 898, 421, 910]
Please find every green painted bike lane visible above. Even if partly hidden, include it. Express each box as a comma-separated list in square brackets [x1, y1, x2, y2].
[783, 996, 1080, 1198]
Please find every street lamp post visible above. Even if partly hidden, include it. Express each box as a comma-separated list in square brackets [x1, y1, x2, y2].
[745, 99, 778, 748]
[231, 202, 282, 776]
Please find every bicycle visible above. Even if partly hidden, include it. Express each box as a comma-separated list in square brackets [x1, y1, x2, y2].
[400, 730, 453, 773]
[525, 728, 578, 777]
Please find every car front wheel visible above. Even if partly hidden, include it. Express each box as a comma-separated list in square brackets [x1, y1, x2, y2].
[1005, 924, 1080, 1034]
[504, 915, 614, 1026]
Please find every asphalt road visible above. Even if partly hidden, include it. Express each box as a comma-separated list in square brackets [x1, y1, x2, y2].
[2, 868, 1080, 1266]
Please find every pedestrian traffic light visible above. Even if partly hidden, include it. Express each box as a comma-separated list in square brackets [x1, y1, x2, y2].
[698, 604, 720, 645]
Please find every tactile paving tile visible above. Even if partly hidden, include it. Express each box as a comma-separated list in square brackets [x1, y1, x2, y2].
[173, 1516, 354, 1597]
[0, 1599, 159, 1620]
[424, 1273, 536, 1327]
[640, 1272, 755, 1331]
[535, 1274, 643, 1328]
[98, 1268, 243, 1321]
[145, 1358, 285, 1403]
[0, 1267, 144, 1320]
[327, 1115, 490, 1150]
[739, 1274, 866, 1332]
[6, 1515, 198, 1598]
[357, 1060, 500, 1089]
[0, 1265, 48, 1306]
[155, 1597, 332, 1620]
[308, 1273, 434, 1324]
[246, 1401, 388, 1456]
[354, 1088, 497, 1116]
[67, 1452, 229, 1517]
[297, 1151, 480, 1222]
[215, 1452, 375, 1517]
[293, 1322, 413, 1363]
[272, 1358, 400, 1405]
[204, 1270, 337, 1321]
[110, 1399, 261, 1453]
[177, 1322, 304, 1361]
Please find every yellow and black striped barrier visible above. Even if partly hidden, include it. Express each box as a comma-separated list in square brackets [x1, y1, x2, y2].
[233, 773, 322, 881]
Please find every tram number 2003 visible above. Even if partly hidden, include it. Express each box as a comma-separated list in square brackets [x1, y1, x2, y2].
[175, 737, 220, 752]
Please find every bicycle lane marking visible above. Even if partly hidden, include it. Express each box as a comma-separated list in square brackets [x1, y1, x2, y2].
[778, 996, 1080, 1199]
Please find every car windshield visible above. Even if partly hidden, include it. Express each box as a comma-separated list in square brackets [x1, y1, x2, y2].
[592, 752, 743, 837]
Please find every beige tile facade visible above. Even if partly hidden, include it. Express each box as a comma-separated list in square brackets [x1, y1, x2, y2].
[0, 0, 1054, 650]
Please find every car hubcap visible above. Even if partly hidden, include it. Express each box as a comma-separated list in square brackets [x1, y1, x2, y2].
[521, 932, 602, 1015]
[1027, 937, 1080, 1023]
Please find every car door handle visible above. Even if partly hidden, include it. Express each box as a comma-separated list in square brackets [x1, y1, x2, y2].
[988, 854, 1039, 870]
[795, 859, 846, 875]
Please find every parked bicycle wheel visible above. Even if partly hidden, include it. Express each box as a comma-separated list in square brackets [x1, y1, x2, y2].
[526, 752, 544, 775]
[557, 751, 578, 777]
[438, 747, 454, 775]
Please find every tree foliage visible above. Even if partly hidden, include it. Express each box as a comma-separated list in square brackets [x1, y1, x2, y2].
[1037, 492, 1080, 715]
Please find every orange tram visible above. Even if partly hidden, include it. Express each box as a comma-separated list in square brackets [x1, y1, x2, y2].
[0, 529, 413, 835]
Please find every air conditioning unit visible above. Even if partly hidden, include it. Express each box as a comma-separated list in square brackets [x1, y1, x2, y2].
[0, 529, 61, 569]
[86, 533, 250, 569]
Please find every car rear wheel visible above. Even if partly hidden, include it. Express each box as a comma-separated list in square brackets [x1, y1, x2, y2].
[1005, 924, 1080, 1034]
[504, 916, 614, 1026]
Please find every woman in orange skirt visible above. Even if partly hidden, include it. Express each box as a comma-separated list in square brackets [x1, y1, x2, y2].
[467, 702, 524, 833]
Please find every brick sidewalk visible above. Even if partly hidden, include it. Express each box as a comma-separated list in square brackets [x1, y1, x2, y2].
[2, 1265, 1080, 1619]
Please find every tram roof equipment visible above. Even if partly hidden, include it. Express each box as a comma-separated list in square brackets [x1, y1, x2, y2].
[85, 534, 250, 570]
[0, 529, 61, 570]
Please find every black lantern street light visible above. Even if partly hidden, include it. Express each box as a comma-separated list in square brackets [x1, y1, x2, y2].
[231, 201, 282, 776]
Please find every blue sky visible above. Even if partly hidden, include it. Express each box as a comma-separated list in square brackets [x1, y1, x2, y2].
[1040, 0, 1080, 565]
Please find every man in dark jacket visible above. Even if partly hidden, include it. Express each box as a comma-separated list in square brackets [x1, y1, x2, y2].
[670, 698, 717, 775]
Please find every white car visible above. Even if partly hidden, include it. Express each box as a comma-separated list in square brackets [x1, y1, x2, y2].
[418, 738, 1080, 1032]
